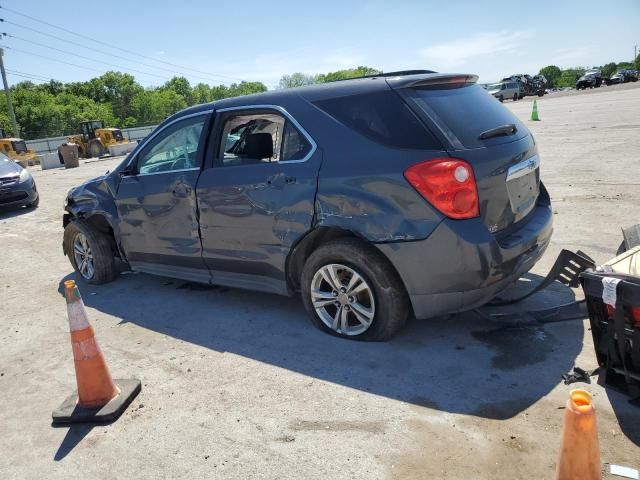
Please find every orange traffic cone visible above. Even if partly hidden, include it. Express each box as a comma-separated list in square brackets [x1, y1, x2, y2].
[555, 389, 601, 480]
[52, 280, 141, 423]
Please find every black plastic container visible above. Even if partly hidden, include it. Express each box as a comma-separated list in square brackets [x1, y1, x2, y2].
[580, 270, 640, 401]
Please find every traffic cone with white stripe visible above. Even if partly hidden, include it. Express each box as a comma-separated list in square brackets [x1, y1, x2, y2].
[52, 280, 141, 423]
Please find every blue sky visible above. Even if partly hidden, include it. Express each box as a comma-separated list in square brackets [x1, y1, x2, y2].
[2, 0, 639, 88]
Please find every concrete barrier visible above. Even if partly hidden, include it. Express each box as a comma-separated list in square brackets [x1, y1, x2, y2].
[39, 152, 62, 170]
[107, 142, 136, 157]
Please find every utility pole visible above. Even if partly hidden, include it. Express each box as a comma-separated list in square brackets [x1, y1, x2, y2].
[0, 48, 18, 137]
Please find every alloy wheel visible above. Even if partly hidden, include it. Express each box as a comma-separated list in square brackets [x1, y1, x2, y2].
[73, 232, 95, 280]
[310, 263, 375, 336]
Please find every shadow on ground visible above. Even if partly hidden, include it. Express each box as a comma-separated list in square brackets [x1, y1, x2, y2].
[0, 204, 36, 219]
[52, 425, 93, 461]
[58, 272, 585, 422]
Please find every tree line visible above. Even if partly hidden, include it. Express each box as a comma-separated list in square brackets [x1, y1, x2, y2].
[539, 56, 640, 88]
[0, 72, 268, 139]
[0, 67, 382, 140]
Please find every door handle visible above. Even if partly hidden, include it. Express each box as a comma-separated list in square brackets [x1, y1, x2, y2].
[172, 184, 191, 198]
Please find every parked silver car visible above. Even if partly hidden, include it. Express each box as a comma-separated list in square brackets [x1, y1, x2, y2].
[487, 81, 520, 102]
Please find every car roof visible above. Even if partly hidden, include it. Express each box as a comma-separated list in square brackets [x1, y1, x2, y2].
[176, 70, 479, 117]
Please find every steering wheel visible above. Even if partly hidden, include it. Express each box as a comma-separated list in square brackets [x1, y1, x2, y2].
[171, 152, 190, 170]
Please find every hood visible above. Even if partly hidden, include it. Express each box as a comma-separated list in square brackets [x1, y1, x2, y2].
[0, 158, 22, 177]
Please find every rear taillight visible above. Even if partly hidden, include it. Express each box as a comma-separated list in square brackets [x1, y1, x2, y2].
[404, 158, 479, 219]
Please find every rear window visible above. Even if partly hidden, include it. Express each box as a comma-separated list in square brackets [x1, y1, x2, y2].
[313, 90, 441, 150]
[406, 84, 526, 149]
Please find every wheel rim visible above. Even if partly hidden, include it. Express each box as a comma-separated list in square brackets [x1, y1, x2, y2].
[73, 233, 94, 280]
[310, 263, 375, 336]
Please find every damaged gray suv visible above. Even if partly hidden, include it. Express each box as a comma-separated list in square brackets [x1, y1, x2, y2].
[63, 70, 552, 341]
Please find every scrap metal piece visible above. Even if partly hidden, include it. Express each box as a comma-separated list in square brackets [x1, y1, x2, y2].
[562, 366, 599, 385]
[489, 249, 596, 306]
[621, 224, 640, 252]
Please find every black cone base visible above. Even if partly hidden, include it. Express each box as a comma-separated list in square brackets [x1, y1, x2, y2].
[52, 379, 141, 424]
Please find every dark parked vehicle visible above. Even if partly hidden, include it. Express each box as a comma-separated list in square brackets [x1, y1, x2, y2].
[607, 70, 638, 85]
[576, 69, 603, 89]
[501, 74, 547, 98]
[0, 152, 39, 209]
[63, 71, 552, 341]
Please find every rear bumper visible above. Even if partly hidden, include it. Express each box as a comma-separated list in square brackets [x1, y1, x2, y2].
[375, 195, 553, 319]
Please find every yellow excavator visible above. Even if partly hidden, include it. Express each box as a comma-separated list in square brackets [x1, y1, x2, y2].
[63, 121, 129, 158]
[0, 128, 38, 167]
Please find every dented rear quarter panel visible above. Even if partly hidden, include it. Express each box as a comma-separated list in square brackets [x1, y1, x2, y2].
[309, 121, 446, 242]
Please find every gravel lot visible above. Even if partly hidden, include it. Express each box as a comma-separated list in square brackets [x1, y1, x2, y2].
[1, 83, 639, 479]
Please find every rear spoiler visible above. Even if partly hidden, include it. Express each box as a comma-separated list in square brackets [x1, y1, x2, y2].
[386, 73, 479, 90]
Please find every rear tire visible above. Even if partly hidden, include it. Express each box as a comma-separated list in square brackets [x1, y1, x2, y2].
[301, 238, 409, 341]
[63, 220, 116, 284]
[513, 93, 518, 101]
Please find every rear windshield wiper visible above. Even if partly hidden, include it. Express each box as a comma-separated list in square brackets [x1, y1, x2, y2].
[478, 124, 517, 140]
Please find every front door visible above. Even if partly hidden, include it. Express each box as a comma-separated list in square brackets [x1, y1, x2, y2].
[115, 112, 211, 283]
[196, 107, 321, 294]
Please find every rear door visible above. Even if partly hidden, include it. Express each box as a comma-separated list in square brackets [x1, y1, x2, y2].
[396, 79, 540, 233]
[196, 106, 320, 294]
[115, 112, 211, 282]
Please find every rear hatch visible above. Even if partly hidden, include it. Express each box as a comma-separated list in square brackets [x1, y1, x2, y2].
[390, 75, 541, 233]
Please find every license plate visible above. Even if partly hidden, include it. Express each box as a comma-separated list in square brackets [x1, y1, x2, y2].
[506, 155, 540, 218]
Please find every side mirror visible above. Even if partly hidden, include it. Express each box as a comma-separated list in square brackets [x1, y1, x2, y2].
[119, 163, 136, 177]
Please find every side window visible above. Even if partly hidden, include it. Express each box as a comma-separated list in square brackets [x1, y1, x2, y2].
[136, 116, 205, 175]
[313, 90, 441, 150]
[219, 113, 284, 166]
[281, 121, 312, 161]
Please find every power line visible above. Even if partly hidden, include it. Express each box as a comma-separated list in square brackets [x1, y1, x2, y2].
[0, 4, 243, 82]
[0, 44, 110, 75]
[0, 19, 237, 84]
[6, 68, 51, 81]
[2, 33, 175, 81]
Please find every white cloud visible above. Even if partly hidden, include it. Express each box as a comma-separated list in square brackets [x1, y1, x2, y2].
[419, 31, 529, 69]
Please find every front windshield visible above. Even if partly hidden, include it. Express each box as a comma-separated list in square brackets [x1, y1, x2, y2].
[0, 151, 13, 165]
[488, 83, 503, 90]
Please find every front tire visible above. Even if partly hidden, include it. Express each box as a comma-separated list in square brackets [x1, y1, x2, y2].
[63, 220, 116, 284]
[301, 238, 409, 341]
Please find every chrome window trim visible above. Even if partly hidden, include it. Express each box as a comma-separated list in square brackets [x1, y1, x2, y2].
[134, 167, 201, 178]
[216, 104, 317, 164]
[506, 154, 540, 181]
[125, 110, 212, 173]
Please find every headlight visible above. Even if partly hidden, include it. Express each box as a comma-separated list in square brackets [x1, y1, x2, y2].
[19, 168, 31, 183]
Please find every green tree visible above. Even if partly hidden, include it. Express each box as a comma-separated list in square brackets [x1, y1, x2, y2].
[97, 72, 144, 124]
[131, 89, 188, 125]
[538, 65, 561, 88]
[227, 81, 268, 98]
[556, 68, 586, 88]
[601, 62, 617, 78]
[192, 83, 211, 104]
[163, 76, 193, 103]
[279, 73, 317, 89]
[11, 86, 65, 138]
[316, 66, 380, 83]
[635, 53, 640, 71]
